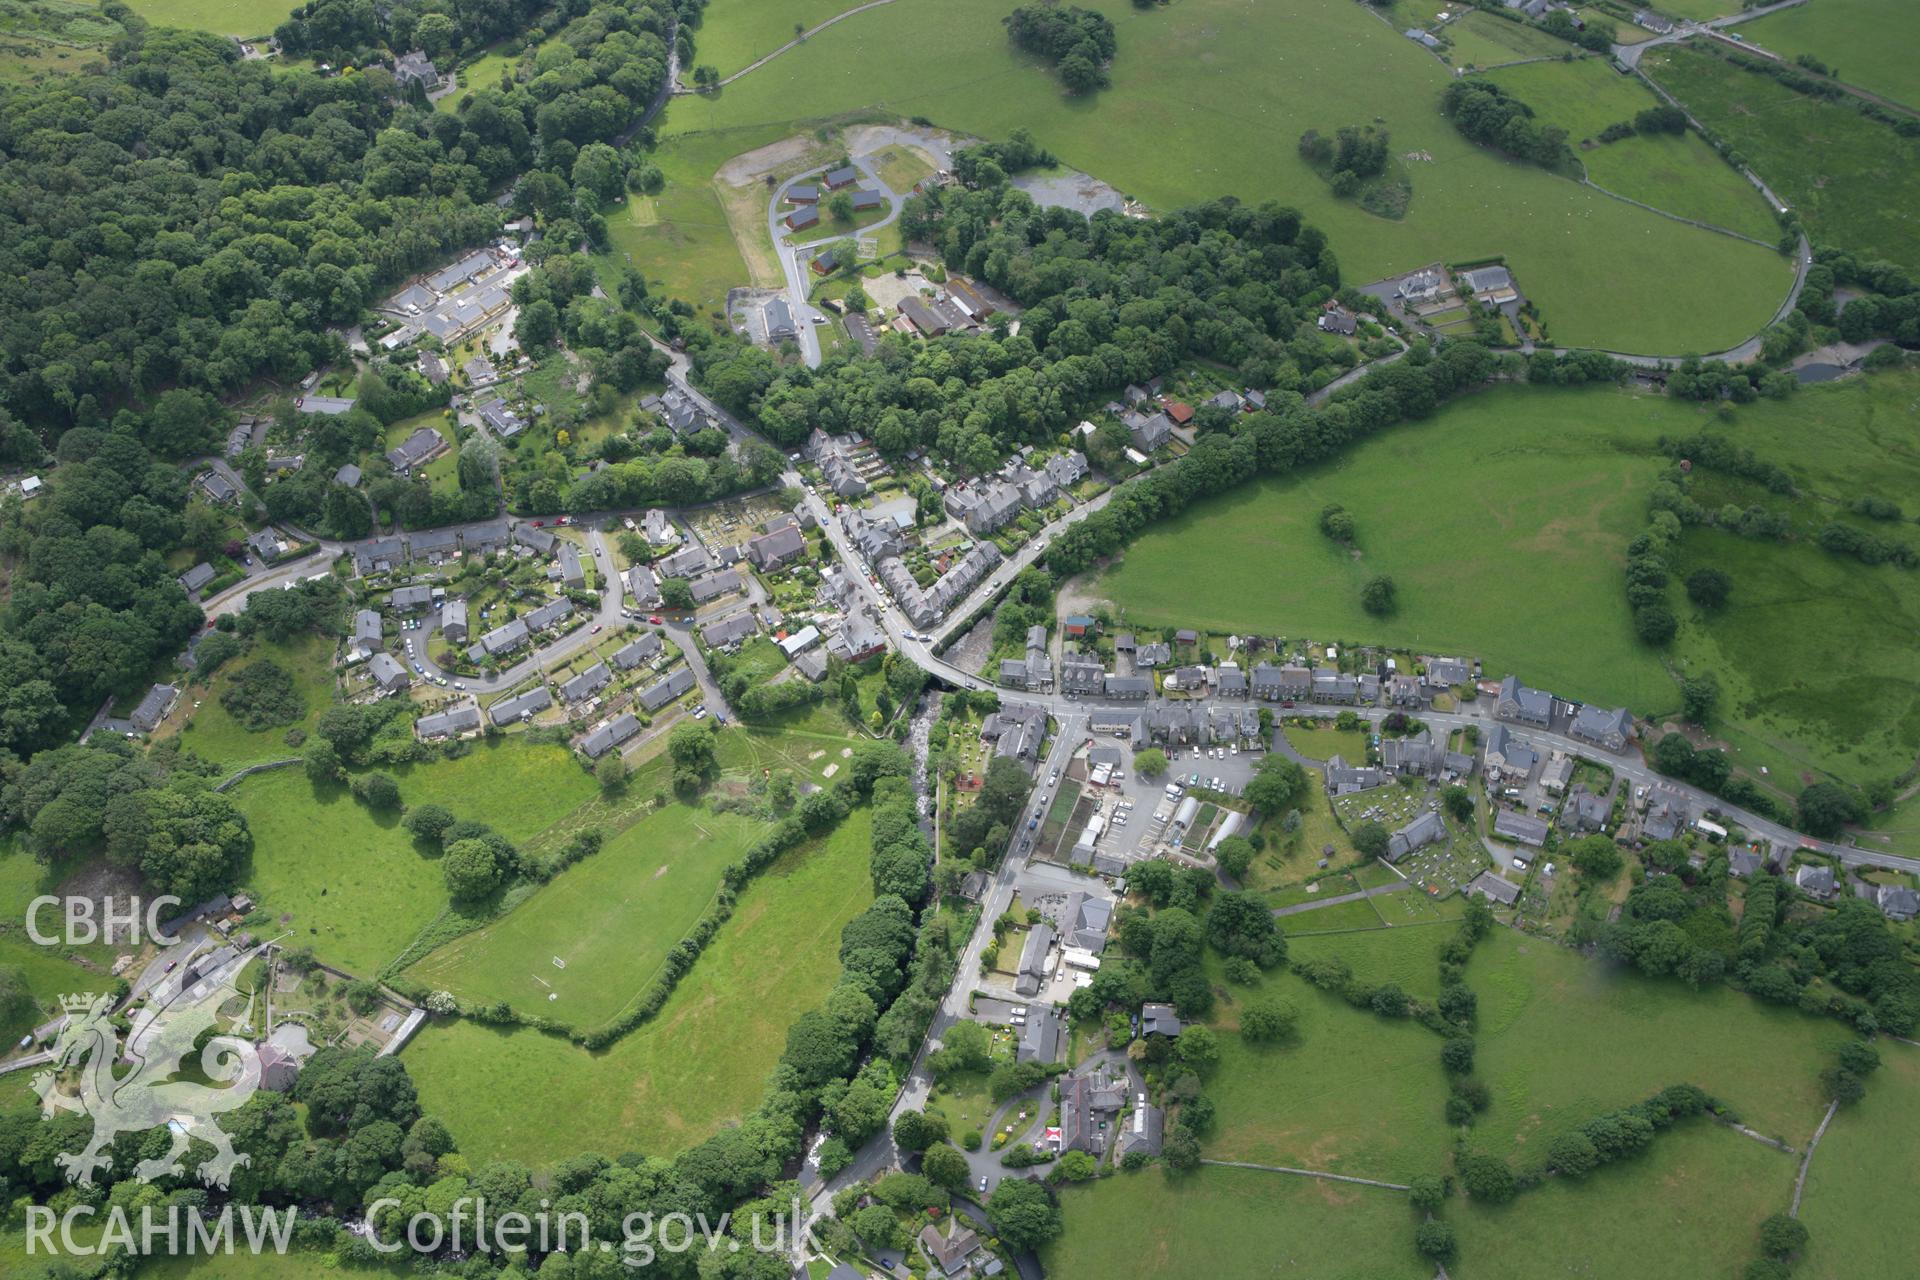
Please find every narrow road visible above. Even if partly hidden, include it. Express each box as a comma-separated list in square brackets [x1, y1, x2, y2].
[1198, 1158, 1411, 1191]
[767, 152, 906, 368]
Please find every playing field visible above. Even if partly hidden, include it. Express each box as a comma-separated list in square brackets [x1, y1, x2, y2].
[1732, 0, 1920, 110]
[1207, 976, 1457, 1184]
[1487, 56, 1780, 242]
[121, 0, 290, 37]
[400, 803, 763, 1030]
[658, 0, 1788, 354]
[1450, 1119, 1797, 1280]
[401, 809, 874, 1163]
[1042, 1163, 1428, 1280]
[1098, 375, 1920, 794]
[1468, 929, 1845, 1159]
[1795, 1043, 1920, 1280]
[1644, 41, 1920, 273]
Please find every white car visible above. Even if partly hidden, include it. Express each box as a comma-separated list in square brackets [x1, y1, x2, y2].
[1010, 1005, 1027, 1016]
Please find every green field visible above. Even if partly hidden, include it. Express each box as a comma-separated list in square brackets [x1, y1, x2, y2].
[1042, 1163, 1428, 1280]
[1733, 0, 1920, 109]
[1469, 929, 1844, 1159]
[1441, 10, 1575, 69]
[689, 0, 856, 78]
[1644, 41, 1920, 272]
[401, 803, 762, 1029]
[1487, 56, 1780, 241]
[1451, 1120, 1796, 1280]
[121, 0, 290, 37]
[134, 1251, 411, 1280]
[169, 635, 337, 771]
[1796, 1043, 1920, 1280]
[657, 0, 1788, 354]
[1099, 376, 1920, 794]
[402, 809, 873, 1162]
[0, 841, 120, 1045]
[1208, 977, 1456, 1183]
[227, 768, 460, 977]
[1285, 917, 1451, 1003]
[1281, 723, 1370, 762]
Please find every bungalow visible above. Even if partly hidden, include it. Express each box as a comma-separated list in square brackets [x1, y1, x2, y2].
[580, 713, 641, 759]
[440, 599, 468, 643]
[1569, 704, 1633, 753]
[1728, 849, 1763, 878]
[1794, 864, 1838, 901]
[1496, 674, 1554, 727]
[416, 703, 480, 740]
[612, 633, 664, 671]
[1493, 809, 1550, 847]
[479, 399, 526, 438]
[747, 524, 806, 571]
[849, 187, 883, 211]
[130, 684, 181, 733]
[1463, 264, 1518, 304]
[198, 470, 238, 504]
[561, 662, 612, 704]
[1633, 9, 1675, 35]
[1877, 883, 1919, 922]
[353, 609, 384, 650]
[1387, 811, 1448, 862]
[489, 685, 552, 725]
[1318, 307, 1358, 336]
[248, 528, 290, 562]
[623, 565, 662, 609]
[639, 666, 696, 712]
[785, 184, 819, 204]
[1141, 1003, 1182, 1038]
[1467, 870, 1522, 906]
[178, 562, 217, 595]
[823, 165, 858, 190]
[701, 612, 758, 651]
[368, 653, 410, 693]
[793, 650, 829, 682]
[385, 426, 448, 474]
[785, 205, 819, 232]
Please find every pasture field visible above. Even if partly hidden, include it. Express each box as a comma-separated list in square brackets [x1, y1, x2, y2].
[1643, 41, 1920, 272]
[1796, 1043, 1920, 1280]
[1486, 56, 1779, 240]
[1042, 1160, 1428, 1280]
[227, 767, 450, 977]
[1440, 10, 1574, 68]
[1207, 977, 1456, 1183]
[658, 0, 1788, 354]
[1283, 914, 1452, 1003]
[135, 1253, 410, 1280]
[0, 841, 121, 1044]
[401, 809, 874, 1163]
[1281, 723, 1369, 762]
[121, 0, 289, 37]
[1468, 929, 1844, 1160]
[394, 739, 598, 844]
[1732, 0, 1920, 109]
[688, 0, 856, 78]
[1099, 376, 1920, 793]
[1451, 1120, 1796, 1280]
[400, 803, 762, 1029]
[168, 635, 337, 770]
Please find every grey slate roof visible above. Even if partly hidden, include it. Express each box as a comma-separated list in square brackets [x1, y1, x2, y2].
[639, 666, 696, 711]
[612, 633, 664, 670]
[561, 662, 611, 703]
[489, 686, 552, 724]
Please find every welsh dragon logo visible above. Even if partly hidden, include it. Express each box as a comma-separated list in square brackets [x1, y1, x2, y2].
[33, 944, 265, 1187]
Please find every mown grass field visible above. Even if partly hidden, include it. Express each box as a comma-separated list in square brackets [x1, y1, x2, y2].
[1486, 56, 1780, 241]
[1468, 929, 1845, 1160]
[1284, 917, 1452, 1003]
[168, 635, 337, 770]
[1207, 977, 1456, 1183]
[1796, 1043, 1920, 1280]
[1441, 10, 1574, 68]
[122, 0, 289, 36]
[401, 803, 762, 1028]
[1644, 41, 1920, 272]
[1099, 376, 1920, 794]
[1732, 0, 1920, 110]
[1450, 1120, 1796, 1280]
[659, 0, 1788, 353]
[402, 809, 873, 1163]
[1042, 1162, 1428, 1280]
[1281, 723, 1370, 762]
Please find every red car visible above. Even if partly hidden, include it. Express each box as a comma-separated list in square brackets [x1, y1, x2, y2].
[530, 520, 543, 527]
[648, 614, 663, 625]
